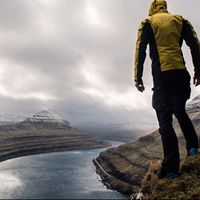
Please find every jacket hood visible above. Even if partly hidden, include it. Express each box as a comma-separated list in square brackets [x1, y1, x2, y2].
[149, 0, 168, 16]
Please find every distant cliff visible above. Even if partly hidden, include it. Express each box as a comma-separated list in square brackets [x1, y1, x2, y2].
[94, 96, 200, 197]
[0, 110, 110, 162]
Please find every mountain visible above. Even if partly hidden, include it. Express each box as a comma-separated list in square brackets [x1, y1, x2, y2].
[93, 96, 200, 197]
[19, 110, 71, 129]
[187, 95, 200, 114]
[0, 110, 110, 162]
[0, 110, 71, 130]
[0, 113, 27, 126]
[0, 113, 27, 122]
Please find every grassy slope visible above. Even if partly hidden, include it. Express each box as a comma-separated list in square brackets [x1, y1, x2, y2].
[141, 153, 200, 199]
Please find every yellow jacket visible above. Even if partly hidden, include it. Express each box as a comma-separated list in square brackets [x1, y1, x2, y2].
[134, 0, 200, 85]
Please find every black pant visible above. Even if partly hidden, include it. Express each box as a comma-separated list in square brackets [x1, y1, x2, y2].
[152, 70, 199, 173]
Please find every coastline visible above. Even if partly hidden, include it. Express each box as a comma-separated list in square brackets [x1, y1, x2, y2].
[93, 158, 137, 196]
[0, 144, 109, 163]
[92, 131, 162, 197]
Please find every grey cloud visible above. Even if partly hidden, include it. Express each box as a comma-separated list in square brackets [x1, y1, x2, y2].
[0, 0, 34, 31]
[0, 0, 199, 125]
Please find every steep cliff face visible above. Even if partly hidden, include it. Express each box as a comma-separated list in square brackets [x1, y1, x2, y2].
[94, 96, 200, 196]
[94, 130, 163, 195]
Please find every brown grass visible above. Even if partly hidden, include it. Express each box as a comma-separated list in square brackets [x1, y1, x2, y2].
[141, 154, 200, 199]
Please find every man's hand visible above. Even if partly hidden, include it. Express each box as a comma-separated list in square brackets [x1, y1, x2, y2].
[135, 81, 145, 92]
[193, 75, 200, 87]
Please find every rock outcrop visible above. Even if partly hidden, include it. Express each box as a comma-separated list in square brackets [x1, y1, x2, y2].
[0, 110, 110, 162]
[94, 96, 200, 197]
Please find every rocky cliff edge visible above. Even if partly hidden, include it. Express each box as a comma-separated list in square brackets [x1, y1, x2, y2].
[94, 96, 200, 199]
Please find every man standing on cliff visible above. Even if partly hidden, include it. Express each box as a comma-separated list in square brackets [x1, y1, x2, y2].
[134, 0, 200, 179]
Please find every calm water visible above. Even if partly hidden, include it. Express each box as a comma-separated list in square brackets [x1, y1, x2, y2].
[0, 141, 125, 199]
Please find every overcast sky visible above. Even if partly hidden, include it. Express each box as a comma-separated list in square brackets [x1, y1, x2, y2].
[0, 0, 199, 125]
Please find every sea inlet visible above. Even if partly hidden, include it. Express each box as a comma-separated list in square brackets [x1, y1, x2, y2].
[0, 141, 125, 199]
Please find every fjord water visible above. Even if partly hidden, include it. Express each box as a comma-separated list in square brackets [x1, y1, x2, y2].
[0, 141, 125, 199]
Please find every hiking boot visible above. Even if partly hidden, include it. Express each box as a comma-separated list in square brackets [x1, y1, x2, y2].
[188, 148, 199, 156]
[165, 172, 180, 179]
[156, 170, 180, 179]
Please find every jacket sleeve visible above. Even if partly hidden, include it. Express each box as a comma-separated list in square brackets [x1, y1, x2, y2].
[134, 21, 150, 84]
[182, 19, 200, 76]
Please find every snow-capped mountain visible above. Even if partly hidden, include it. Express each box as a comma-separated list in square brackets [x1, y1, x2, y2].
[19, 110, 71, 129]
[23, 110, 70, 125]
[187, 95, 200, 113]
[186, 96, 200, 126]
[0, 110, 71, 130]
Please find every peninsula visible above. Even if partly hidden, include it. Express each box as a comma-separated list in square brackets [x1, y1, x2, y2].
[0, 110, 110, 162]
